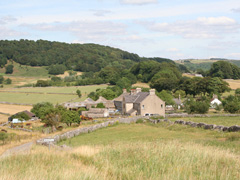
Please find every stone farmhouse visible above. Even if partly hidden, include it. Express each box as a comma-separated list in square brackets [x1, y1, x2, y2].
[64, 97, 115, 110]
[114, 88, 165, 117]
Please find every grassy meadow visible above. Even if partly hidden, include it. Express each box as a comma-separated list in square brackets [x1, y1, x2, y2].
[169, 116, 240, 127]
[0, 85, 108, 104]
[1, 123, 240, 180]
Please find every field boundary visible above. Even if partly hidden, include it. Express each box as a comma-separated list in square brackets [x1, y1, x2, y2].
[166, 113, 240, 118]
[0, 102, 33, 106]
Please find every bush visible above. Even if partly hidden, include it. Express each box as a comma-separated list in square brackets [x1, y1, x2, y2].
[5, 64, 14, 74]
[224, 101, 240, 113]
[96, 103, 105, 108]
[0, 132, 8, 144]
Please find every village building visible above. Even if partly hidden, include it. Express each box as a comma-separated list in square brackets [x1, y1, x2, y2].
[115, 88, 165, 117]
[210, 95, 222, 108]
[81, 108, 109, 118]
[8, 110, 37, 122]
[173, 95, 183, 109]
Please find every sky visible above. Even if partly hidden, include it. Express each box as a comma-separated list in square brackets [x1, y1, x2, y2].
[0, 0, 240, 60]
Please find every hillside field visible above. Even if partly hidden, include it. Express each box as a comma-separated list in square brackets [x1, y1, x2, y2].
[1, 122, 239, 179]
[0, 85, 108, 105]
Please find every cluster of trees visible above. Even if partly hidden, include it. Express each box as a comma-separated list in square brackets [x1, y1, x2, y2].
[221, 89, 240, 113]
[31, 102, 81, 128]
[9, 112, 30, 122]
[0, 75, 12, 85]
[88, 86, 123, 100]
[0, 39, 141, 74]
[208, 61, 240, 79]
[179, 77, 230, 97]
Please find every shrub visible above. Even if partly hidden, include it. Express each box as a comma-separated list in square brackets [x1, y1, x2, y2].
[0, 132, 8, 144]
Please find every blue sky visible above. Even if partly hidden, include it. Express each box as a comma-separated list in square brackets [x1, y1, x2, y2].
[0, 0, 240, 60]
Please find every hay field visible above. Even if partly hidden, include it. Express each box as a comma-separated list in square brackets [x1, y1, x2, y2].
[132, 82, 150, 88]
[0, 104, 32, 115]
[0, 85, 108, 104]
[224, 79, 240, 89]
[0, 114, 8, 123]
[0, 92, 77, 104]
[2, 84, 108, 94]
[1, 123, 240, 179]
[56, 71, 83, 78]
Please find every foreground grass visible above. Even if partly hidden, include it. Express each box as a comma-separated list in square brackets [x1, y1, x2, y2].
[169, 116, 240, 127]
[1, 123, 239, 179]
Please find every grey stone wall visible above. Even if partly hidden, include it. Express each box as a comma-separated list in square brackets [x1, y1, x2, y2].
[166, 113, 240, 118]
[36, 116, 142, 145]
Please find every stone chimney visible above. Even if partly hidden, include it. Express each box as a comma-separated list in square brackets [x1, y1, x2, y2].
[123, 88, 127, 93]
[149, 89, 155, 95]
[131, 89, 136, 95]
[136, 88, 142, 94]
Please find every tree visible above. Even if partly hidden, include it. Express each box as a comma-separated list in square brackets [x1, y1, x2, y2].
[76, 89, 82, 98]
[96, 103, 105, 108]
[157, 90, 175, 105]
[10, 112, 30, 121]
[184, 98, 209, 114]
[0, 132, 8, 144]
[5, 65, 14, 74]
[61, 110, 81, 126]
[0, 75, 4, 84]
[5, 78, 12, 84]
[31, 102, 54, 119]
[116, 77, 132, 89]
[224, 101, 240, 113]
[36, 80, 50, 87]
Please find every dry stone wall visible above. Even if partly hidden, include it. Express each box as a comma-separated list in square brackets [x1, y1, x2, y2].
[36, 116, 142, 145]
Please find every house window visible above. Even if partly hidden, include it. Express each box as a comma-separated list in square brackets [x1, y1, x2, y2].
[161, 104, 163, 108]
[142, 105, 144, 109]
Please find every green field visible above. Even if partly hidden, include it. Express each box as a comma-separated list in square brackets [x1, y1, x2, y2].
[0, 62, 49, 77]
[1, 123, 239, 180]
[2, 84, 108, 94]
[169, 116, 240, 127]
[0, 85, 108, 104]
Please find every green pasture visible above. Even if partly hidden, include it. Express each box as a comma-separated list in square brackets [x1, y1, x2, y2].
[0, 62, 49, 77]
[0, 92, 78, 104]
[169, 116, 240, 127]
[1, 123, 240, 179]
[2, 84, 108, 94]
[0, 85, 108, 104]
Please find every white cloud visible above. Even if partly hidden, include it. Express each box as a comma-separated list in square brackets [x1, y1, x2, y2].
[120, 0, 157, 5]
[166, 48, 179, 52]
[232, 8, 240, 13]
[22, 20, 127, 42]
[0, 15, 17, 24]
[0, 26, 25, 38]
[225, 53, 240, 59]
[90, 10, 112, 17]
[139, 16, 240, 39]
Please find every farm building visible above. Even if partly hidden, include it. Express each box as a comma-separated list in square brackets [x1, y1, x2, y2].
[8, 110, 37, 122]
[64, 97, 115, 110]
[81, 108, 109, 118]
[115, 88, 165, 117]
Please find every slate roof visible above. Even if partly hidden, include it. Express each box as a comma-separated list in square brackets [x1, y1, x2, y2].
[23, 110, 36, 118]
[96, 96, 107, 103]
[173, 98, 182, 105]
[124, 92, 149, 104]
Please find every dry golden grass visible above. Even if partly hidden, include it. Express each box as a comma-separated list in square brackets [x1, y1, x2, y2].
[132, 82, 150, 88]
[1, 140, 240, 179]
[182, 73, 195, 78]
[0, 104, 32, 115]
[224, 79, 240, 90]
[56, 71, 82, 78]
[0, 114, 8, 123]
